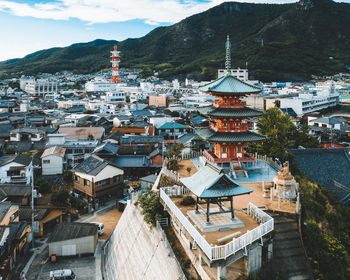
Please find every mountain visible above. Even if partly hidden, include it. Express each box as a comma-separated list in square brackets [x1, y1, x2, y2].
[0, 0, 349, 81]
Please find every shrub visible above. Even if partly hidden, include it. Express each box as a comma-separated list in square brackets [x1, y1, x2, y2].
[167, 159, 179, 171]
[136, 191, 164, 227]
[36, 178, 50, 194]
[64, 170, 73, 183]
[180, 195, 195, 206]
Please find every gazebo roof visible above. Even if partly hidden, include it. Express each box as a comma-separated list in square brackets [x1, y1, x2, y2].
[180, 163, 252, 198]
[199, 75, 261, 94]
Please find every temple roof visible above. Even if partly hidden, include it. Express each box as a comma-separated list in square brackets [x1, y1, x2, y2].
[198, 106, 264, 118]
[180, 163, 252, 198]
[196, 127, 266, 142]
[199, 75, 261, 94]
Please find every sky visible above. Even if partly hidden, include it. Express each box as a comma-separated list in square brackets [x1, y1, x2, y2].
[0, 0, 349, 61]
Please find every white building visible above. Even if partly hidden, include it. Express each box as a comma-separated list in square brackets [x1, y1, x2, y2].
[41, 146, 66, 176]
[102, 92, 126, 103]
[218, 68, 249, 80]
[23, 79, 58, 99]
[279, 91, 339, 116]
[0, 154, 33, 184]
[85, 79, 117, 92]
[10, 128, 45, 142]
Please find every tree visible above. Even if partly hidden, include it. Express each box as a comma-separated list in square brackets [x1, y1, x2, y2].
[166, 143, 185, 158]
[249, 108, 319, 161]
[191, 137, 206, 152]
[36, 178, 50, 194]
[51, 189, 70, 207]
[136, 191, 164, 227]
[6, 145, 16, 154]
[186, 167, 192, 176]
[87, 133, 94, 140]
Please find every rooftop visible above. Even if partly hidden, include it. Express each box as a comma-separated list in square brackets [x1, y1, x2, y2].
[48, 223, 97, 243]
[158, 122, 186, 130]
[196, 128, 266, 143]
[41, 146, 66, 158]
[74, 155, 120, 176]
[199, 75, 261, 94]
[198, 106, 264, 118]
[58, 127, 104, 140]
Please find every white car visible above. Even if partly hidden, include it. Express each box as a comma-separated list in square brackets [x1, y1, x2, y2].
[90, 222, 104, 236]
[49, 269, 76, 280]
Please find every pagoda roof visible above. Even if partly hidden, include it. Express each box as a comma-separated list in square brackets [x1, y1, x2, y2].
[180, 162, 253, 198]
[196, 127, 266, 142]
[198, 106, 264, 118]
[199, 75, 261, 94]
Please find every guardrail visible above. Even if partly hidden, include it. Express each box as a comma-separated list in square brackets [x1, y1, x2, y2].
[160, 187, 274, 261]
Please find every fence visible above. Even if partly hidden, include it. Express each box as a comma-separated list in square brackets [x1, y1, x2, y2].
[160, 186, 274, 261]
[256, 154, 283, 171]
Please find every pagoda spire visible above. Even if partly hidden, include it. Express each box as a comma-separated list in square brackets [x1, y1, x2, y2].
[225, 35, 231, 75]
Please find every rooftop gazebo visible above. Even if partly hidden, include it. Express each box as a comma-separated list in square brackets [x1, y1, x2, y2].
[180, 163, 252, 229]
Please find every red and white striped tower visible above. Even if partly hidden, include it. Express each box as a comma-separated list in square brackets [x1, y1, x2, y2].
[110, 45, 120, 83]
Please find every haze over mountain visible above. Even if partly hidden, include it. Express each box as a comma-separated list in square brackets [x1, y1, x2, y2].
[0, 0, 349, 81]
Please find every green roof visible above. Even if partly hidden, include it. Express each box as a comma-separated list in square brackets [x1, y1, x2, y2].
[198, 106, 264, 118]
[196, 128, 266, 142]
[180, 163, 252, 198]
[199, 75, 261, 94]
[158, 122, 186, 130]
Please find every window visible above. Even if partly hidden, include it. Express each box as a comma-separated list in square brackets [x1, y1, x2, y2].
[114, 175, 120, 183]
[75, 176, 79, 182]
[223, 123, 227, 126]
[222, 147, 227, 153]
[237, 147, 241, 152]
[84, 179, 89, 186]
[43, 159, 50, 164]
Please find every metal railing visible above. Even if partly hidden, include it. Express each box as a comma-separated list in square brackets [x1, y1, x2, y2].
[160, 187, 274, 261]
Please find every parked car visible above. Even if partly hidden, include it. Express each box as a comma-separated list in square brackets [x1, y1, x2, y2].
[49, 269, 76, 280]
[90, 222, 104, 236]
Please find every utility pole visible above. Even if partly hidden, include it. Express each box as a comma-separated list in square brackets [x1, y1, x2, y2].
[31, 163, 35, 249]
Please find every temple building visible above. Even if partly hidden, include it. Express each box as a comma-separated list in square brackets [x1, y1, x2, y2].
[197, 36, 266, 164]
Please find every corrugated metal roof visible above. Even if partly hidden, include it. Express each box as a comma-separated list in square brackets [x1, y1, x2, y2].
[180, 163, 252, 198]
[199, 75, 261, 94]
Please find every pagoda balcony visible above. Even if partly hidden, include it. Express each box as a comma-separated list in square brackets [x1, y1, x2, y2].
[203, 149, 256, 164]
[213, 101, 246, 108]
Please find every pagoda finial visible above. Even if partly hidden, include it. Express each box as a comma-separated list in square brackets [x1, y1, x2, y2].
[225, 35, 231, 75]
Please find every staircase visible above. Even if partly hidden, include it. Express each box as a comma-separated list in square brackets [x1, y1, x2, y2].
[266, 212, 313, 280]
[233, 169, 248, 178]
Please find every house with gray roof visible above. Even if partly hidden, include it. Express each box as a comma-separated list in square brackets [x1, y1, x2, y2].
[73, 155, 124, 204]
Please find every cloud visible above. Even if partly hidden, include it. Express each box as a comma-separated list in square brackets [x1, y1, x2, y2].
[0, 0, 298, 25]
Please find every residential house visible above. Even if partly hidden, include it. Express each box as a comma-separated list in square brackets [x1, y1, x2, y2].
[19, 207, 63, 237]
[157, 122, 187, 139]
[93, 142, 119, 161]
[0, 154, 33, 185]
[10, 127, 45, 142]
[58, 127, 105, 142]
[0, 184, 32, 205]
[41, 146, 66, 175]
[73, 155, 124, 204]
[139, 174, 157, 190]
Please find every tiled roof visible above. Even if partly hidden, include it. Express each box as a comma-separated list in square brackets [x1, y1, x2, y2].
[198, 106, 264, 118]
[0, 201, 12, 222]
[74, 155, 112, 176]
[158, 122, 186, 130]
[196, 128, 266, 142]
[48, 223, 97, 243]
[140, 174, 157, 184]
[19, 207, 51, 221]
[120, 136, 164, 144]
[289, 148, 350, 195]
[180, 163, 252, 198]
[199, 75, 261, 94]
[93, 142, 119, 155]
[0, 184, 32, 197]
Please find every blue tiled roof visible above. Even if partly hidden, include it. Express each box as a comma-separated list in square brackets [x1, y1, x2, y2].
[199, 75, 261, 94]
[180, 163, 252, 198]
[191, 115, 207, 124]
[289, 148, 350, 202]
[158, 122, 186, 130]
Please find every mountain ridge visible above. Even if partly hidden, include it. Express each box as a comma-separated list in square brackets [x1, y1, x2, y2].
[0, 0, 349, 81]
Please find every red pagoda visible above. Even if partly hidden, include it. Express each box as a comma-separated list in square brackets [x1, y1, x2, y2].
[197, 35, 266, 164]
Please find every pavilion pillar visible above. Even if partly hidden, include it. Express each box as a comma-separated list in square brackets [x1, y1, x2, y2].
[230, 196, 235, 219]
[196, 196, 199, 213]
[206, 199, 210, 224]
